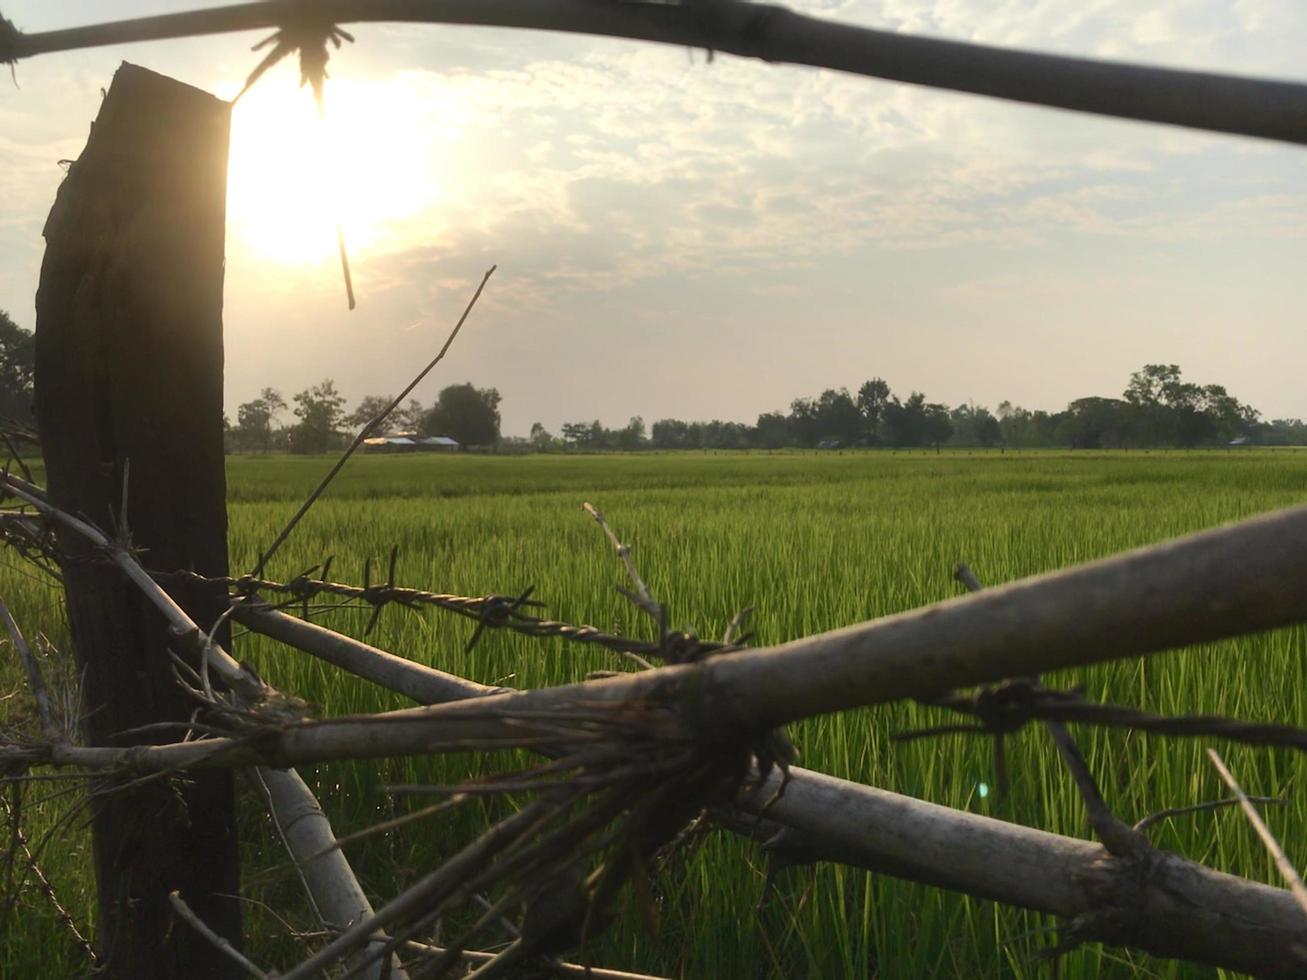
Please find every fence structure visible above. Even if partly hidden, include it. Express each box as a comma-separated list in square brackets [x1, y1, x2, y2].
[2, 3, 1307, 978]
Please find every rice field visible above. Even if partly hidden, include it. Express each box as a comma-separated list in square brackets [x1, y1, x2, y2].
[4, 448, 1307, 978]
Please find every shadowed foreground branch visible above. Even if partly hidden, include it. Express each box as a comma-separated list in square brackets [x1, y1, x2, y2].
[7, 0, 1307, 147]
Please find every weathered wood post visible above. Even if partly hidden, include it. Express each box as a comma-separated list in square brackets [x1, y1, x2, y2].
[34, 63, 241, 978]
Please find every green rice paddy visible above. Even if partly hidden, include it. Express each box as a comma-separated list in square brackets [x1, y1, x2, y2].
[4, 449, 1307, 978]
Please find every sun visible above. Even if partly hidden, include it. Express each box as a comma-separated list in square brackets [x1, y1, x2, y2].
[224, 75, 449, 266]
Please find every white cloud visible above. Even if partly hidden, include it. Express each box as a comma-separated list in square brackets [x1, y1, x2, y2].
[1, 0, 1305, 426]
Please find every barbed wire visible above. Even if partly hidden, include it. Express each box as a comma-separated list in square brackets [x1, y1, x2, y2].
[161, 565, 740, 664]
[899, 676, 1307, 753]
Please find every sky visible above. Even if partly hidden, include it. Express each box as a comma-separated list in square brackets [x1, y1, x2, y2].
[2, 1, 1305, 436]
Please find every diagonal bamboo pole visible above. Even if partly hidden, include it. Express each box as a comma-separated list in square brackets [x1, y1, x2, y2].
[92, 498, 1307, 773]
[232, 598, 1307, 976]
[5, 0, 1307, 147]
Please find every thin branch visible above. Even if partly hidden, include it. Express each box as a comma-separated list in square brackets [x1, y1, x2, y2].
[0, 472, 267, 702]
[582, 503, 658, 615]
[168, 890, 272, 980]
[250, 264, 495, 579]
[900, 678, 1307, 753]
[0, 597, 56, 738]
[1045, 720, 1147, 858]
[397, 937, 672, 980]
[276, 801, 552, 980]
[0, 475, 404, 979]
[1206, 748, 1307, 923]
[1134, 796, 1287, 834]
[7, 1, 1307, 146]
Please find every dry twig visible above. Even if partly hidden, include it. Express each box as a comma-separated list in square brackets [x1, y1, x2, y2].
[250, 265, 495, 580]
[169, 889, 272, 980]
[1207, 748, 1307, 923]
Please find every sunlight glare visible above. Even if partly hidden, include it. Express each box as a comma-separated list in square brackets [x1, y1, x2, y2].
[225, 76, 451, 266]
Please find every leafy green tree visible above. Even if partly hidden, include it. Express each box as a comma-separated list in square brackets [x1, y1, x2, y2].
[392, 398, 427, 433]
[753, 412, 793, 449]
[1060, 397, 1129, 449]
[924, 402, 953, 450]
[235, 387, 286, 452]
[345, 394, 395, 433]
[0, 310, 35, 422]
[651, 419, 690, 450]
[814, 388, 863, 445]
[529, 422, 555, 450]
[948, 402, 1001, 447]
[788, 397, 821, 448]
[423, 384, 501, 447]
[856, 378, 891, 443]
[615, 416, 645, 451]
[289, 380, 346, 453]
[560, 421, 593, 448]
[345, 396, 426, 434]
[883, 392, 928, 447]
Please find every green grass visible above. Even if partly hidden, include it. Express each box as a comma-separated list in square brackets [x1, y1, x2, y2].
[4, 449, 1307, 977]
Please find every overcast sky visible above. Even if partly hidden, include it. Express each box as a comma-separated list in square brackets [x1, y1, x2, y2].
[2, 1, 1305, 435]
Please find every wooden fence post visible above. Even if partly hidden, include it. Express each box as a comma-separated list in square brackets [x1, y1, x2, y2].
[34, 63, 241, 978]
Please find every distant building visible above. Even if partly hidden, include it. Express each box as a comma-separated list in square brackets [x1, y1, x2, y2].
[362, 433, 460, 453]
[419, 436, 460, 451]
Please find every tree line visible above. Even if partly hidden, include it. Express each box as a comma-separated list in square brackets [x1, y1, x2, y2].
[226, 381, 502, 453]
[531, 365, 1306, 451]
[1, 311, 1304, 452]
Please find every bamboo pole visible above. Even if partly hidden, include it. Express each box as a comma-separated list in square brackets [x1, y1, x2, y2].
[700, 500, 1307, 730]
[233, 604, 1307, 976]
[258, 768, 408, 979]
[7, 1, 1307, 146]
[740, 767, 1307, 977]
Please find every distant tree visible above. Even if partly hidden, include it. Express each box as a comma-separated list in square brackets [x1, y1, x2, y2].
[701, 420, 749, 449]
[615, 416, 646, 452]
[924, 402, 953, 451]
[345, 394, 396, 433]
[975, 411, 1001, 448]
[344, 395, 426, 434]
[0, 311, 35, 423]
[1061, 397, 1129, 449]
[1123, 364, 1184, 445]
[1261, 419, 1307, 445]
[814, 388, 863, 445]
[651, 419, 690, 450]
[529, 422, 555, 451]
[883, 392, 929, 447]
[753, 411, 793, 449]
[996, 401, 1027, 447]
[560, 422, 586, 447]
[422, 383, 501, 447]
[235, 387, 286, 452]
[392, 398, 427, 432]
[788, 397, 821, 448]
[289, 380, 346, 453]
[856, 378, 891, 443]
